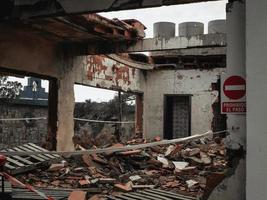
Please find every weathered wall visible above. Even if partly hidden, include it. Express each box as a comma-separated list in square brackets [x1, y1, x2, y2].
[73, 55, 142, 93]
[142, 68, 225, 138]
[56, 55, 143, 151]
[246, 0, 267, 199]
[0, 100, 48, 149]
[0, 27, 143, 151]
[208, 159, 246, 200]
[0, 26, 61, 77]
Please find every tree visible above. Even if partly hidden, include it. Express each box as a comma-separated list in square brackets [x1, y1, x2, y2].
[74, 92, 135, 135]
[0, 76, 22, 99]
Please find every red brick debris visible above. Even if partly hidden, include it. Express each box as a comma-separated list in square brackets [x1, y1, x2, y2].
[17, 135, 228, 200]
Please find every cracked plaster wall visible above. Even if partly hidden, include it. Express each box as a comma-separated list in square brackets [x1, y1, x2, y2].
[142, 68, 225, 139]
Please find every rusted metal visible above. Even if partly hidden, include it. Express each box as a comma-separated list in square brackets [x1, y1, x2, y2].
[0, 0, 220, 21]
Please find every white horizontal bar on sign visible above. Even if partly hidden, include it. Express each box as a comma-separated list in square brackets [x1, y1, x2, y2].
[225, 85, 245, 91]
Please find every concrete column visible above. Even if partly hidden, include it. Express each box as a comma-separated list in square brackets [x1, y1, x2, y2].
[246, 0, 267, 199]
[56, 56, 75, 151]
[209, 1, 246, 199]
[226, 1, 246, 150]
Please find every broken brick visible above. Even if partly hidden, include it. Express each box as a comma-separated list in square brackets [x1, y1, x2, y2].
[114, 182, 132, 192]
[68, 191, 87, 200]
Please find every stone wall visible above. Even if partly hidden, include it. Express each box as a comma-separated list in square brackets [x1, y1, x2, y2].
[0, 99, 48, 149]
[0, 98, 136, 149]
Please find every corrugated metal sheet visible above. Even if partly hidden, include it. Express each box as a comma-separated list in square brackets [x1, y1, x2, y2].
[107, 189, 198, 200]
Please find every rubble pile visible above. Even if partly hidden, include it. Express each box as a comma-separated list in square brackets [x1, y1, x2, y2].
[17, 136, 228, 199]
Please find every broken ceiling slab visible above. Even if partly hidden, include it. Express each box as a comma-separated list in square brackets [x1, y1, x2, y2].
[19, 13, 146, 43]
[106, 54, 154, 70]
[1, 0, 220, 21]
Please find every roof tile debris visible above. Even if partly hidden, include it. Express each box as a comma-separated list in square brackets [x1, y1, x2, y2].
[9, 134, 229, 199]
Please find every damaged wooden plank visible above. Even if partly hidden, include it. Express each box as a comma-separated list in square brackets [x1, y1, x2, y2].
[28, 143, 60, 158]
[0, 143, 62, 175]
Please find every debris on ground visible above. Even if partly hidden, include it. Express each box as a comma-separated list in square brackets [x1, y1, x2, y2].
[14, 134, 228, 199]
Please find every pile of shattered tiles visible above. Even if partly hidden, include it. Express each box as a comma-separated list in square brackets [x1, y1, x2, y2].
[16, 135, 228, 200]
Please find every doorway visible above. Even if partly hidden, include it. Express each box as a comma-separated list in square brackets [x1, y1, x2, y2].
[164, 95, 191, 139]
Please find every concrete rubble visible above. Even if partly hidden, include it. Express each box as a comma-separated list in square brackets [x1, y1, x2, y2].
[14, 134, 228, 200]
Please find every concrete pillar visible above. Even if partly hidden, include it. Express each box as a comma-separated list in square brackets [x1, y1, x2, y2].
[226, 1, 246, 150]
[135, 94, 143, 137]
[208, 2, 246, 199]
[56, 56, 75, 151]
[246, 0, 267, 199]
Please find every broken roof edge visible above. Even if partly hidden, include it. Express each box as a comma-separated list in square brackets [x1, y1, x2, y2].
[1, 0, 221, 21]
[105, 54, 154, 70]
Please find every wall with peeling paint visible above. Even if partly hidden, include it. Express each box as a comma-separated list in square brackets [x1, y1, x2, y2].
[73, 55, 143, 93]
[142, 68, 225, 138]
[0, 28, 143, 151]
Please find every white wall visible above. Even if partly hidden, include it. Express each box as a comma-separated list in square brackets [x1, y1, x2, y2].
[142, 68, 225, 138]
[246, 0, 267, 199]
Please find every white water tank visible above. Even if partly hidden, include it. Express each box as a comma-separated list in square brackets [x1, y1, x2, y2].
[153, 22, 176, 39]
[208, 19, 226, 34]
[179, 22, 204, 37]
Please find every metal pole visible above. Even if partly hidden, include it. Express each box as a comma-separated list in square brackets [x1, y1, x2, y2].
[118, 91, 123, 141]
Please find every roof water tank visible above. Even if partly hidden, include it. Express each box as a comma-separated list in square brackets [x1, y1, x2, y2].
[208, 19, 226, 34]
[153, 22, 175, 39]
[179, 22, 204, 37]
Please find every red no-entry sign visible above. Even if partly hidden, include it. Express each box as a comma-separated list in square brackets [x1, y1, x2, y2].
[221, 75, 246, 114]
[223, 76, 246, 100]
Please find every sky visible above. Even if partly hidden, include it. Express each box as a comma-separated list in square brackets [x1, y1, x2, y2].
[8, 0, 227, 102]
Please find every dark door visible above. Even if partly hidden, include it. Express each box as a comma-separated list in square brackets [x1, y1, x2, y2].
[164, 95, 191, 139]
